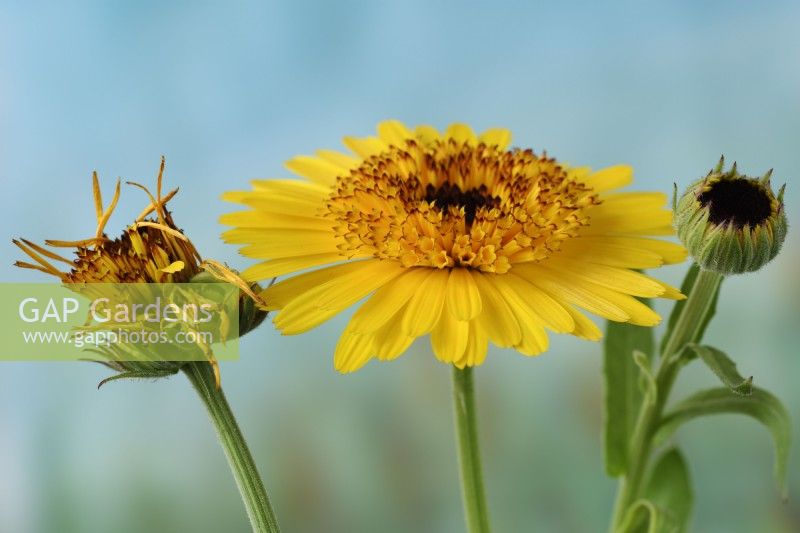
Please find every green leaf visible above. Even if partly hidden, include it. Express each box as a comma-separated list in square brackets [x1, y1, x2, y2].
[685, 344, 753, 395]
[604, 312, 655, 477]
[660, 263, 722, 355]
[618, 499, 673, 533]
[633, 350, 657, 403]
[655, 387, 791, 497]
[643, 449, 693, 533]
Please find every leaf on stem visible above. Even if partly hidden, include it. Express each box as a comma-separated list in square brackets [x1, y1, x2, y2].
[685, 344, 753, 395]
[604, 311, 655, 477]
[617, 498, 673, 533]
[655, 387, 791, 498]
[643, 448, 693, 533]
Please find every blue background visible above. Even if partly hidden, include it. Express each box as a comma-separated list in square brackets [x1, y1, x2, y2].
[1, 1, 798, 531]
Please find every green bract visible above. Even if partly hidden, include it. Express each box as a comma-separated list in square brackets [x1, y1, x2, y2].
[674, 157, 787, 275]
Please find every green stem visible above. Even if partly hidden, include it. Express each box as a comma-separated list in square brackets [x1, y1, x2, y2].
[184, 362, 280, 533]
[610, 268, 723, 531]
[452, 366, 491, 533]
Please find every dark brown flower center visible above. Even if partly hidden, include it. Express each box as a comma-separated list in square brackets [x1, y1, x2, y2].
[424, 183, 501, 225]
[698, 178, 772, 228]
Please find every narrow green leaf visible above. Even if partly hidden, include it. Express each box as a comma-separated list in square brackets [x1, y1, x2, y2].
[644, 449, 693, 533]
[604, 313, 655, 477]
[655, 387, 791, 497]
[686, 344, 753, 395]
[660, 263, 722, 355]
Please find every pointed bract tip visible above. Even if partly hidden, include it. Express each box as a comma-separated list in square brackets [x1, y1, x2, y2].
[714, 155, 725, 173]
[672, 182, 678, 211]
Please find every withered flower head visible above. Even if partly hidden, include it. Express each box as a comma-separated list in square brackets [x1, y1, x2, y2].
[14, 158, 266, 386]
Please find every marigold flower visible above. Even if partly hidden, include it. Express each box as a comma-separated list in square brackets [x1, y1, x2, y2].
[222, 121, 687, 372]
[14, 158, 264, 386]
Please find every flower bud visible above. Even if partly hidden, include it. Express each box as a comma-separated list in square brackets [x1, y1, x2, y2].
[190, 270, 268, 338]
[674, 157, 787, 275]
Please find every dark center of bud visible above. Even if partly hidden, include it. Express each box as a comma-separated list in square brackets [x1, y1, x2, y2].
[698, 178, 772, 228]
[424, 183, 501, 225]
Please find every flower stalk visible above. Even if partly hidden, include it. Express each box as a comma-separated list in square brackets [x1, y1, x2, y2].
[609, 268, 723, 531]
[184, 362, 281, 533]
[452, 366, 491, 533]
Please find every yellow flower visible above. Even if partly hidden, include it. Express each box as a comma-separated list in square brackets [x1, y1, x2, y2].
[14, 158, 201, 284]
[222, 121, 687, 372]
[15, 158, 263, 386]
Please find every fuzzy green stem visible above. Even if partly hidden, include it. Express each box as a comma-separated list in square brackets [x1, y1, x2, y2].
[610, 268, 723, 531]
[184, 362, 280, 533]
[452, 366, 491, 533]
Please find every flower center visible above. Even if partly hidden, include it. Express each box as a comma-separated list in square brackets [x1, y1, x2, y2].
[67, 224, 200, 283]
[324, 139, 598, 273]
[424, 183, 501, 226]
[698, 178, 772, 228]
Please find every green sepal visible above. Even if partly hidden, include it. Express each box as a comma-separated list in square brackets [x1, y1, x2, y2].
[97, 368, 180, 389]
[655, 387, 791, 498]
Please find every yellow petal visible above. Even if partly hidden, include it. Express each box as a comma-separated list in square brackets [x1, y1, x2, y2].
[373, 316, 415, 361]
[219, 210, 332, 231]
[445, 123, 477, 145]
[263, 260, 380, 310]
[559, 241, 664, 269]
[232, 229, 338, 259]
[513, 264, 630, 323]
[532, 264, 659, 326]
[431, 307, 469, 363]
[455, 321, 488, 368]
[376, 120, 414, 146]
[588, 287, 661, 327]
[414, 125, 440, 144]
[446, 268, 482, 321]
[285, 156, 344, 186]
[472, 273, 522, 347]
[565, 165, 592, 181]
[565, 305, 602, 341]
[400, 269, 448, 336]
[490, 275, 550, 354]
[222, 227, 333, 245]
[221, 180, 328, 217]
[349, 269, 427, 333]
[315, 149, 360, 169]
[478, 128, 512, 150]
[160, 260, 184, 274]
[559, 236, 686, 269]
[249, 178, 331, 196]
[343, 136, 388, 159]
[334, 326, 374, 373]
[496, 273, 575, 333]
[240, 253, 344, 282]
[544, 257, 671, 298]
[582, 164, 633, 193]
[274, 261, 405, 334]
